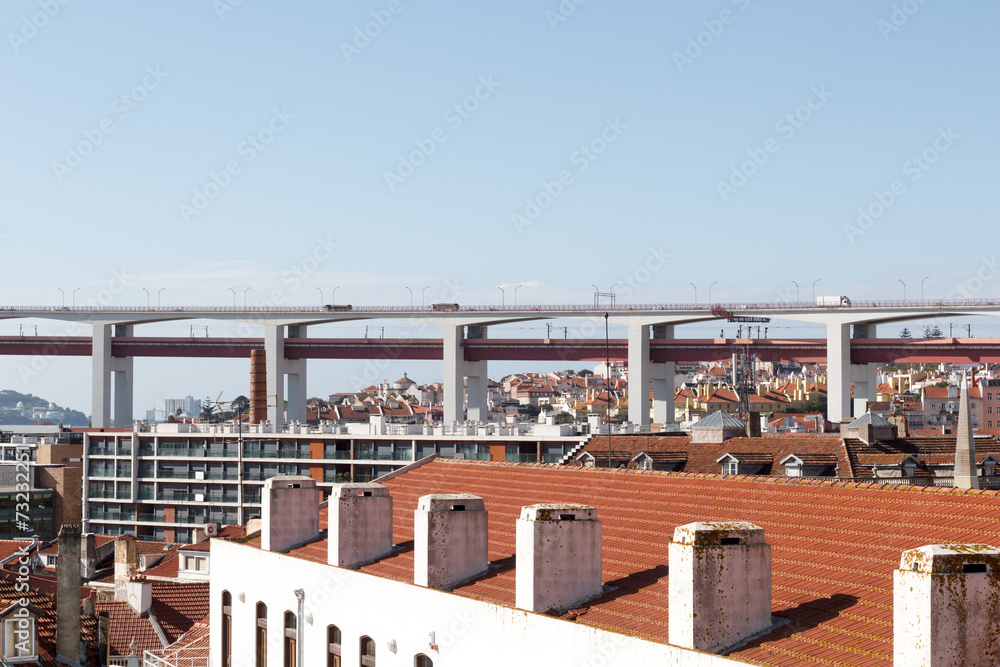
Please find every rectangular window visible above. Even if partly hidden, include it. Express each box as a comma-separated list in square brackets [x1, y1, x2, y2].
[2, 616, 36, 661]
[185, 556, 208, 572]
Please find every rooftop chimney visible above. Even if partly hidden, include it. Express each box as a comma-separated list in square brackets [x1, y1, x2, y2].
[894, 544, 1000, 666]
[261, 476, 320, 553]
[668, 521, 772, 653]
[80, 532, 96, 581]
[114, 536, 138, 601]
[414, 494, 488, 590]
[515, 504, 602, 614]
[56, 525, 82, 665]
[125, 577, 153, 615]
[250, 349, 266, 424]
[328, 483, 393, 568]
[954, 374, 979, 489]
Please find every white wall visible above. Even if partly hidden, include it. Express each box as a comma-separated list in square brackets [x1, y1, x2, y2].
[210, 540, 743, 667]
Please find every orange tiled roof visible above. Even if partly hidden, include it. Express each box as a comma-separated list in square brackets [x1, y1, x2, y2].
[237, 457, 1000, 666]
[578, 433, 849, 476]
[96, 582, 209, 657]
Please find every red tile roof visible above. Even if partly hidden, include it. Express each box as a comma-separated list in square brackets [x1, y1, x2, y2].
[242, 458, 1000, 666]
[578, 433, 850, 476]
[96, 582, 209, 657]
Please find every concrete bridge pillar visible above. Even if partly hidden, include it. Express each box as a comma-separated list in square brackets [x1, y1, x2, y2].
[652, 324, 676, 425]
[92, 323, 133, 428]
[466, 325, 489, 422]
[628, 323, 651, 427]
[286, 325, 308, 423]
[264, 324, 308, 427]
[442, 324, 488, 424]
[827, 322, 851, 424]
[628, 323, 675, 428]
[850, 323, 878, 418]
[443, 324, 464, 424]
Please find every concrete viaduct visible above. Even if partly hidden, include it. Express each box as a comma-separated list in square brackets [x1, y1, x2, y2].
[2, 300, 998, 428]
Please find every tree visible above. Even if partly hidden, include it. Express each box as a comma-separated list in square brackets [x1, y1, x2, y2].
[231, 395, 250, 415]
[577, 369, 594, 377]
[539, 404, 553, 412]
[899, 327, 912, 338]
[923, 324, 943, 339]
[554, 412, 575, 424]
[199, 397, 218, 423]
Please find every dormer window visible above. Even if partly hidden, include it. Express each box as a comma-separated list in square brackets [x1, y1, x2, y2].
[181, 553, 209, 573]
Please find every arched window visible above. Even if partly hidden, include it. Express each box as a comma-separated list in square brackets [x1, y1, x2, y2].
[283, 612, 297, 667]
[414, 655, 433, 667]
[359, 636, 376, 667]
[327, 626, 341, 667]
[221, 591, 232, 667]
[255, 603, 268, 667]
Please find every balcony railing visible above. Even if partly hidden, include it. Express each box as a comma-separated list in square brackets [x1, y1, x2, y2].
[143, 647, 209, 667]
[90, 511, 136, 521]
[505, 453, 537, 463]
[324, 451, 352, 460]
[158, 448, 238, 458]
[88, 447, 115, 456]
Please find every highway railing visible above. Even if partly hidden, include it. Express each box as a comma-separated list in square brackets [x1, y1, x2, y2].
[6, 298, 1000, 315]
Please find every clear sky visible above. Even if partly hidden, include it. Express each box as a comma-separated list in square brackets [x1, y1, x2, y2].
[2, 1, 998, 417]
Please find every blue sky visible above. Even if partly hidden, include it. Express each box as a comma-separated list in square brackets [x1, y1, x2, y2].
[2, 1, 998, 416]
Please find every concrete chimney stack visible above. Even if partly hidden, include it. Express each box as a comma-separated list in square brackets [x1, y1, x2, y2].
[328, 483, 393, 569]
[125, 577, 153, 615]
[261, 476, 320, 553]
[114, 536, 138, 601]
[515, 504, 602, 614]
[894, 544, 1000, 666]
[56, 525, 82, 665]
[668, 522, 772, 653]
[414, 494, 488, 590]
[80, 532, 96, 581]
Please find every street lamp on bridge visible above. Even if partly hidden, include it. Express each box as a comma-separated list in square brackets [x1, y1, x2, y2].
[898, 278, 906, 301]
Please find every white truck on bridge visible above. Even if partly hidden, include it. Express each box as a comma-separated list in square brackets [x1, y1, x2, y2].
[816, 295, 851, 307]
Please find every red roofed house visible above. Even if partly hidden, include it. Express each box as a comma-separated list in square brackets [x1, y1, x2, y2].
[211, 463, 1000, 666]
